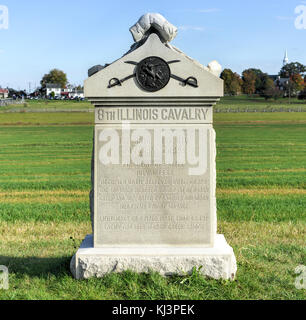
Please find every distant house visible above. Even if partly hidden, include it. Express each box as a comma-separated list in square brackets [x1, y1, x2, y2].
[43, 84, 84, 99]
[61, 85, 74, 97]
[269, 75, 290, 91]
[0, 88, 9, 99]
[46, 83, 62, 97]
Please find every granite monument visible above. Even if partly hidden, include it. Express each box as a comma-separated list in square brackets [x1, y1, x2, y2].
[71, 13, 237, 280]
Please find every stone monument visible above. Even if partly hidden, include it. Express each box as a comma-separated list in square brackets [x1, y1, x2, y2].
[71, 13, 237, 280]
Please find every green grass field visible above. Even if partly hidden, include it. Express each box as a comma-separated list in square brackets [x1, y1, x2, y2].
[0, 99, 93, 112]
[1, 95, 306, 113]
[0, 112, 305, 300]
[218, 95, 306, 112]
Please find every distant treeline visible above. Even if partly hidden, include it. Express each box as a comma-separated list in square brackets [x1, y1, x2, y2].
[221, 62, 306, 100]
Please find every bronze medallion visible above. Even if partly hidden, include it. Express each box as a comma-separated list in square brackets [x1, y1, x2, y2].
[136, 56, 171, 92]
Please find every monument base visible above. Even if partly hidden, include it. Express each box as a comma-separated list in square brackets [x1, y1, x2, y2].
[71, 235, 237, 280]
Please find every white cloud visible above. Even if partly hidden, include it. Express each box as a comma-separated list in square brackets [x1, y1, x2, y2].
[0, 49, 4, 54]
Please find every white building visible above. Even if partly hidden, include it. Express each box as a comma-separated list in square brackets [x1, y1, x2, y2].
[0, 88, 9, 99]
[45, 83, 84, 99]
[46, 83, 62, 97]
[269, 50, 290, 90]
[283, 50, 289, 66]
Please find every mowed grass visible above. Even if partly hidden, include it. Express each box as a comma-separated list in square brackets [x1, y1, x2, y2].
[218, 95, 306, 112]
[1, 95, 305, 113]
[0, 110, 306, 126]
[0, 113, 305, 300]
[0, 112, 93, 125]
[0, 100, 92, 112]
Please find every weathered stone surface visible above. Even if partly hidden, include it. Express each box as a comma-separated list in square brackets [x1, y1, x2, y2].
[93, 124, 216, 248]
[88, 65, 104, 77]
[84, 33, 223, 98]
[71, 235, 237, 280]
[130, 13, 178, 43]
[71, 13, 237, 281]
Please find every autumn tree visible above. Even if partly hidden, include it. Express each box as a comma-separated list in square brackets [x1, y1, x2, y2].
[298, 76, 306, 99]
[298, 85, 306, 99]
[281, 74, 304, 98]
[260, 77, 281, 100]
[41, 69, 68, 89]
[245, 68, 265, 93]
[220, 69, 242, 96]
[279, 62, 306, 77]
[242, 68, 275, 95]
[290, 74, 305, 92]
[242, 69, 257, 95]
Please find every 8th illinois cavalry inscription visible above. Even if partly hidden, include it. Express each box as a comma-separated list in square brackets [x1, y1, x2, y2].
[97, 107, 210, 122]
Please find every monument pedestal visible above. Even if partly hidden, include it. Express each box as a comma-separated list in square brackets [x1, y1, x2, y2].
[71, 234, 237, 280]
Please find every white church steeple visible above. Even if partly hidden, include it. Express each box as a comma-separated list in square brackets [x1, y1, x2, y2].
[283, 50, 289, 66]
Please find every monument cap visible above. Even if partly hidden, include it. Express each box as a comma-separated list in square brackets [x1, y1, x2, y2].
[130, 13, 178, 43]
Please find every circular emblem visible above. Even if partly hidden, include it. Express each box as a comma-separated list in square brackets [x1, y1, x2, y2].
[136, 56, 170, 92]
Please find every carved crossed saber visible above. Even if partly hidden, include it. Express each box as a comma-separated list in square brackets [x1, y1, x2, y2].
[108, 60, 198, 89]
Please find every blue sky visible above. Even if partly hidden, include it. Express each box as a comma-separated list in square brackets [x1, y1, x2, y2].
[0, 0, 305, 90]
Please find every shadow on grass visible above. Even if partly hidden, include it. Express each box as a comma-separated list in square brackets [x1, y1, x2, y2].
[0, 255, 72, 278]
